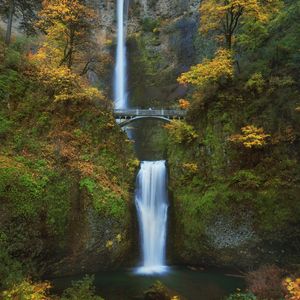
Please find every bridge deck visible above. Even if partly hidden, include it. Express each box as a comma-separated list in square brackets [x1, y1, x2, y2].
[114, 109, 186, 118]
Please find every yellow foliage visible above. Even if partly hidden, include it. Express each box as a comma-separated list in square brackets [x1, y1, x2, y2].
[178, 48, 233, 88]
[116, 233, 122, 242]
[32, 64, 103, 103]
[200, 0, 283, 48]
[2, 280, 52, 300]
[182, 163, 198, 174]
[36, 0, 96, 70]
[106, 240, 113, 249]
[165, 120, 198, 144]
[245, 72, 266, 94]
[229, 125, 270, 148]
[283, 277, 300, 300]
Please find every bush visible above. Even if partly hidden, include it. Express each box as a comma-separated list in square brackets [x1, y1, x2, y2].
[165, 120, 198, 144]
[231, 170, 262, 189]
[283, 277, 300, 300]
[226, 292, 257, 300]
[0, 114, 12, 138]
[246, 265, 284, 299]
[2, 280, 51, 300]
[61, 275, 103, 300]
[141, 17, 160, 32]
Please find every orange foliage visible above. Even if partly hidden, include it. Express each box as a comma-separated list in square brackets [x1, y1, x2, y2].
[179, 99, 190, 110]
[284, 277, 300, 300]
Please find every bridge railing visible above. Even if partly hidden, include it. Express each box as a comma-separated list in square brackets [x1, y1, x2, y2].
[114, 109, 187, 117]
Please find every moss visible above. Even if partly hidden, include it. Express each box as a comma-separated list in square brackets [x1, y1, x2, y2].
[0, 37, 136, 285]
[141, 17, 160, 32]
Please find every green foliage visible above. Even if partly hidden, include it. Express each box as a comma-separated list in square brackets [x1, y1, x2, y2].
[0, 114, 12, 138]
[80, 177, 97, 194]
[231, 170, 262, 189]
[0, 69, 26, 102]
[0, 163, 44, 218]
[226, 292, 257, 300]
[167, 0, 300, 260]
[0, 9, 136, 294]
[141, 17, 160, 32]
[81, 177, 127, 218]
[0, 232, 24, 289]
[245, 72, 266, 95]
[44, 176, 71, 236]
[165, 120, 198, 144]
[61, 275, 103, 300]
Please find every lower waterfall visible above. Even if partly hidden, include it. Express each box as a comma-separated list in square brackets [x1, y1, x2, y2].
[135, 160, 169, 274]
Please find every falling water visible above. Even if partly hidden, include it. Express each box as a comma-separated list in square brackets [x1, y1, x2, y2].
[135, 161, 169, 274]
[114, 0, 128, 109]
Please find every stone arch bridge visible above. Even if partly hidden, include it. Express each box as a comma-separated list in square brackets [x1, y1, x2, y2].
[114, 109, 186, 127]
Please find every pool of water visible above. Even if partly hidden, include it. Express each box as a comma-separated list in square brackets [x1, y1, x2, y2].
[51, 266, 245, 300]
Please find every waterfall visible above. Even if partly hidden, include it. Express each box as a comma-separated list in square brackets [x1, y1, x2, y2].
[114, 0, 128, 109]
[135, 161, 169, 274]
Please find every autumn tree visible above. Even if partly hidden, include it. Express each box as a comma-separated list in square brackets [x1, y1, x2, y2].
[199, 0, 283, 49]
[229, 125, 270, 149]
[36, 0, 96, 70]
[178, 48, 233, 88]
[30, 0, 104, 103]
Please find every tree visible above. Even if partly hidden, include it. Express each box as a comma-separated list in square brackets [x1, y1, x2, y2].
[178, 48, 233, 88]
[0, 0, 42, 45]
[229, 125, 270, 149]
[36, 0, 96, 70]
[29, 0, 104, 103]
[199, 0, 282, 49]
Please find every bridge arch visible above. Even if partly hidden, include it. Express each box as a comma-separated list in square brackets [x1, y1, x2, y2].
[117, 115, 172, 127]
[114, 108, 186, 128]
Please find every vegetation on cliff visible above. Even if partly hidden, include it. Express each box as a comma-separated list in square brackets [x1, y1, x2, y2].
[0, 0, 300, 298]
[0, 0, 136, 296]
[166, 0, 300, 269]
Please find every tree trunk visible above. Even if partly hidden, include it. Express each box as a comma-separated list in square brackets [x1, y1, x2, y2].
[67, 31, 74, 69]
[225, 33, 232, 50]
[5, 0, 15, 45]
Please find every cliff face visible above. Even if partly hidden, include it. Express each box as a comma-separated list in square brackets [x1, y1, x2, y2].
[88, 0, 201, 106]
[0, 33, 138, 283]
[127, 0, 201, 107]
[164, 0, 300, 269]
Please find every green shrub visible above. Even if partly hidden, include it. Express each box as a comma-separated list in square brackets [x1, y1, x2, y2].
[141, 17, 160, 32]
[226, 292, 257, 300]
[0, 114, 12, 138]
[0, 232, 24, 289]
[61, 275, 103, 300]
[231, 170, 262, 189]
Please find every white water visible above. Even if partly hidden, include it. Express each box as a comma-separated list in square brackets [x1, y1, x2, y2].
[135, 161, 169, 274]
[114, 0, 128, 109]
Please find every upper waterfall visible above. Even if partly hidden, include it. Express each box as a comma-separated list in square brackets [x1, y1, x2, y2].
[114, 0, 128, 109]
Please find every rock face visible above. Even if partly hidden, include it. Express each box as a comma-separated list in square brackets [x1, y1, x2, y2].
[88, 0, 201, 106]
[47, 183, 135, 277]
[127, 0, 201, 106]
